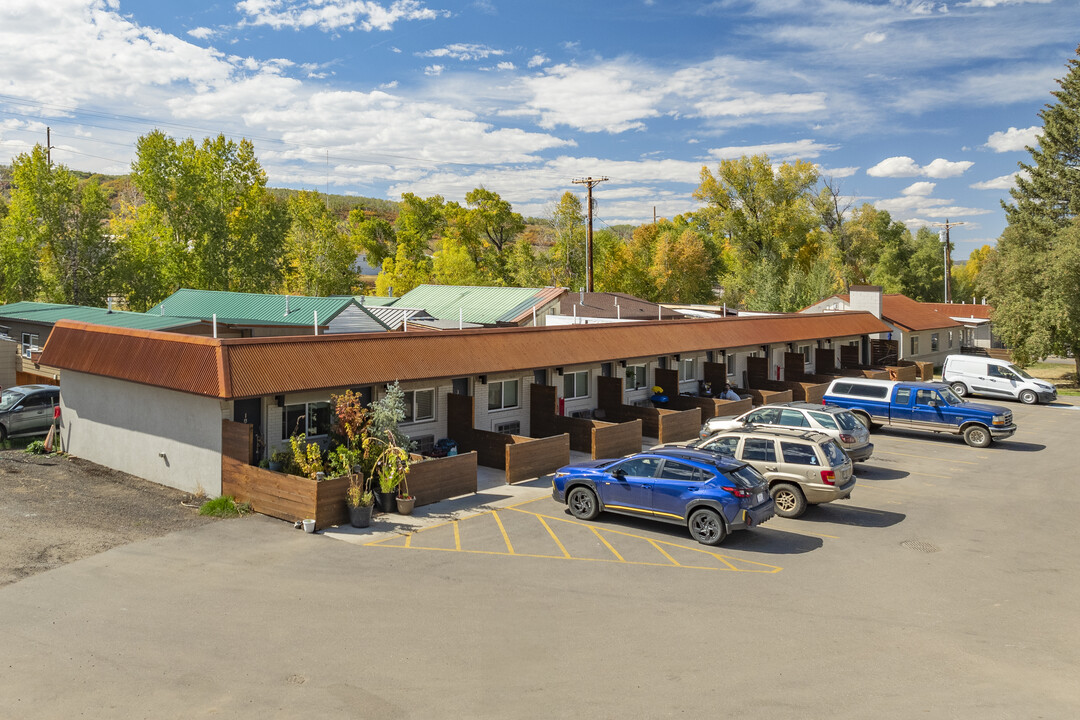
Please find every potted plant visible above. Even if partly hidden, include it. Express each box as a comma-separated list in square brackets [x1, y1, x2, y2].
[396, 473, 415, 516]
[345, 474, 374, 528]
[289, 432, 325, 481]
[268, 450, 290, 472]
[360, 383, 415, 513]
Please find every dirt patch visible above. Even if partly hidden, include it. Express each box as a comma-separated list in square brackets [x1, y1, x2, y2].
[0, 450, 214, 586]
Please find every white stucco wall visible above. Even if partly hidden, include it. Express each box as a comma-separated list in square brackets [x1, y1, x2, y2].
[59, 370, 225, 496]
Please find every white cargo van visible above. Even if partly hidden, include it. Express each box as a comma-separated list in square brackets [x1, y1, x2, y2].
[941, 355, 1057, 405]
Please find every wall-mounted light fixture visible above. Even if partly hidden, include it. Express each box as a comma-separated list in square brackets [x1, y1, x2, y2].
[674, 354, 681, 362]
[556, 367, 564, 376]
[275, 394, 285, 407]
[787, 343, 794, 352]
[479, 375, 487, 384]
[618, 360, 627, 368]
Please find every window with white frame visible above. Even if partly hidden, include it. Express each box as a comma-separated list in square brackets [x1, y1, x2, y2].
[948, 330, 954, 347]
[563, 370, 589, 399]
[910, 335, 920, 355]
[799, 345, 811, 363]
[282, 401, 332, 439]
[488, 379, 519, 411]
[931, 333, 939, 352]
[625, 364, 648, 390]
[403, 388, 435, 423]
[21, 332, 39, 358]
[680, 358, 697, 380]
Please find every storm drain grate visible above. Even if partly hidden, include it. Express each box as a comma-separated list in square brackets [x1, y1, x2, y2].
[901, 539, 941, 553]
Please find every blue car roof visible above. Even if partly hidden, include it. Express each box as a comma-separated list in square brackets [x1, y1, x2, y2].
[648, 447, 746, 471]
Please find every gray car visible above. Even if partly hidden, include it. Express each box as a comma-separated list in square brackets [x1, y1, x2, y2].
[0, 385, 61, 440]
[700, 401, 873, 462]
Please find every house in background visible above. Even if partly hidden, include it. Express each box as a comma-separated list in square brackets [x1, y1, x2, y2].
[550, 291, 685, 325]
[801, 285, 966, 365]
[149, 289, 391, 336]
[921, 302, 997, 349]
[367, 285, 566, 327]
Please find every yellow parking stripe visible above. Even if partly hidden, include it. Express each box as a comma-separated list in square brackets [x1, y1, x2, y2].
[453, 520, 461, 551]
[538, 515, 571, 558]
[649, 540, 681, 567]
[492, 511, 515, 555]
[590, 526, 626, 562]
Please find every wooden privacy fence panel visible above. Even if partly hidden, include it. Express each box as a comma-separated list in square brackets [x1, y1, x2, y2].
[550, 415, 601, 452]
[898, 360, 934, 380]
[407, 451, 478, 507]
[839, 345, 860, 368]
[222, 455, 350, 530]
[871, 339, 899, 366]
[592, 419, 642, 459]
[657, 407, 702, 444]
[886, 365, 918, 381]
[815, 348, 836, 374]
[746, 388, 794, 406]
[506, 434, 569, 484]
[654, 367, 680, 396]
[222, 419, 251, 463]
[530, 384, 558, 438]
[665, 394, 752, 419]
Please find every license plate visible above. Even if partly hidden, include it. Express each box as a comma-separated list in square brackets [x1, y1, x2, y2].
[755, 492, 767, 504]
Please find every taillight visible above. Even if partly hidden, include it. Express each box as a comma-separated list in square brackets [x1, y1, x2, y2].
[820, 470, 836, 485]
[839, 433, 856, 443]
[722, 485, 751, 498]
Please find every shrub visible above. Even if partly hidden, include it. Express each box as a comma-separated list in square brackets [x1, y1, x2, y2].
[198, 496, 253, 518]
[24, 440, 47, 455]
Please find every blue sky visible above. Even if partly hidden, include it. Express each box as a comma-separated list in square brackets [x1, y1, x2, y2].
[1, 0, 1078, 259]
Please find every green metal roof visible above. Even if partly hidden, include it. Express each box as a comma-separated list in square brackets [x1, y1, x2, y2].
[149, 289, 388, 329]
[0, 302, 202, 331]
[392, 285, 556, 325]
[352, 296, 398, 307]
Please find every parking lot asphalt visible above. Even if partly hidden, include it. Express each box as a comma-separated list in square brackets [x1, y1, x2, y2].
[1, 400, 1078, 719]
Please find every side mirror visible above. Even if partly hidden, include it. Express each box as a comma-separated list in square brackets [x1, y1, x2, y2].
[928, 399, 940, 407]
[612, 468, 627, 479]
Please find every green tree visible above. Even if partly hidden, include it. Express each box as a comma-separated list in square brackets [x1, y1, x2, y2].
[349, 214, 396, 269]
[374, 193, 443, 295]
[130, 130, 286, 292]
[1004, 44, 1080, 238]
[694, 154, 826, 310]
[549, 191, 586, 289]
[0, 145, 114, 305]
[110, 201, 179, 311]
[283, 191, 358, 297]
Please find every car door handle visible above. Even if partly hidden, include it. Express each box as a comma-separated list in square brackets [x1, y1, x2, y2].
[765, 465, 777, 472]
[641, 484, 651, 490]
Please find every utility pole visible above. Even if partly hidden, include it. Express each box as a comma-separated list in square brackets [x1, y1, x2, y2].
[930, 219, 966, 303]
[571, 176, 608, 292]
[46, 126, 54, 166]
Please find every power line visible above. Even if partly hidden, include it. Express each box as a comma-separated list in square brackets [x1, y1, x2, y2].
[572, 176, 608, 293]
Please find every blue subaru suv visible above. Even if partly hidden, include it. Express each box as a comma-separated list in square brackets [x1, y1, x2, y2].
[552, 449, 774, 545]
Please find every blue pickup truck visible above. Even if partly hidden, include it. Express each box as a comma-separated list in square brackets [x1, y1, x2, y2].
[822, 378, 1017, 448]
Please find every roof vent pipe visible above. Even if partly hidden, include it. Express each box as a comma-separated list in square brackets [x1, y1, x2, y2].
[532, 305, 537, 325]
[459, 307, 463, 330]
[314, 310, 318, 336]
[617, 304, 620, 320]
[212, 314, 217, 339]
[284, 295, 290, 317]
[579, 288, 584, 305]
[160, 304, 164, 316]
[107, 298, 113, 314]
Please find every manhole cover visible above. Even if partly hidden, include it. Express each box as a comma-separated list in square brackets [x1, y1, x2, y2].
[901, 539, 940, 553]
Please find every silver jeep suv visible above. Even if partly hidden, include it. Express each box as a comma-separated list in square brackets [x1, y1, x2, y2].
[660, 426, 855, 519]
[0, 385, 61, 441]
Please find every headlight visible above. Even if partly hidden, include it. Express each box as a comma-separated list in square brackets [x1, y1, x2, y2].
[554, 471, 569, 478]
[992, 415, 1006, 426]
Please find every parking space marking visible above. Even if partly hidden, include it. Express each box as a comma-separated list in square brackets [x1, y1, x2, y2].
[365, 505, 783, 573]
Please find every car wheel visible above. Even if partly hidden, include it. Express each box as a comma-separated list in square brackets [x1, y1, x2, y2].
[951, 382, 968, 398]
[1019, 389, 1038, 405]
[0, 425, 6, 442]
[687, 508, 727, 546]
[567, 486, 600, 520]
[771, 483, 807, 519]
[963, 425, 992, 448]
[852, 411, 878, 431]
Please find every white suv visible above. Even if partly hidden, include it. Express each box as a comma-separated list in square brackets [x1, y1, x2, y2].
[700, 402, 873, 462]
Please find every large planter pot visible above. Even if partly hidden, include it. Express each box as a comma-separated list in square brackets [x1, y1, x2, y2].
[396, 496, 416, 515]
[375, 491, 397, 514]
[348, 503, 374, 528]
[268, 461, 283, 472]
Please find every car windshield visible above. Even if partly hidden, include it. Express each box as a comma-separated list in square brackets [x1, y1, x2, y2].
[833, 411, 862, 432]
[938, 387, 963, 405]
[726, 464, 765, 488]
[0, 390, 25, 411]
[1011, 366, 1033, 379]
[821, 440, 847, 466]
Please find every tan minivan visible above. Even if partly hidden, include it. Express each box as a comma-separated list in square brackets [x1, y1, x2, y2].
[661, 426, 855, 518]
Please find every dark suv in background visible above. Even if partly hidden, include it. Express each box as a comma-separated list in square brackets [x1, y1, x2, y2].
[0, 385, 61, 440]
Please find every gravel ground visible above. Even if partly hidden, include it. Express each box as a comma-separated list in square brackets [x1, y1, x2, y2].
[0, 449, 213, 586]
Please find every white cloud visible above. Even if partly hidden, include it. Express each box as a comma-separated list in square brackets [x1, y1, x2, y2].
[970, 171, 1026, 190]
[521, 61, 664, 133]
[867, 156, 973, 178]
[187, 26, 215, 40]
[693, 91, 827, 118]
[708, 139, 838, 162]
[860, 31, 886, 44]
[496, 61, 515, 71]
[236, 0, 449, 32]
[424, 64, 444, 76]
[902, 181, 936, 196]
[873, 193, 992, 219]
[958, 0, 1052, 6]
[419, 43, 505, 61]
[817, 166, 860, 178]
[527, 54, 548, 68]
[924, 158, 974, 178]
[866, 156, 922, 177]
[985, 125, 1040, 152]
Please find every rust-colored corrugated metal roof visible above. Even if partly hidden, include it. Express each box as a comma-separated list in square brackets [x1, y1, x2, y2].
[830, 293, 964, 332]
[921, 302, 993, 320]
[42, 312, 891, 399]
[41, 321, 227, 397]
